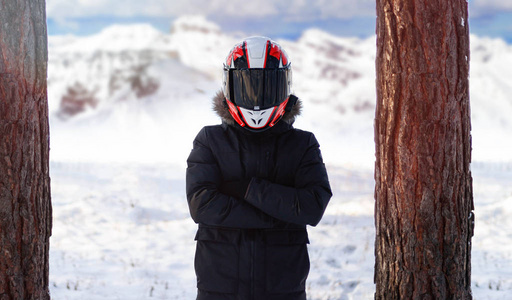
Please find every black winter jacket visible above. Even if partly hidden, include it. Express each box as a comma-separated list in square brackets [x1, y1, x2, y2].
[186, 92, 332, 300]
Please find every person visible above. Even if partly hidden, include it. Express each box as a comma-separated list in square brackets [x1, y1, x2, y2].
[186, 36, 332, 300]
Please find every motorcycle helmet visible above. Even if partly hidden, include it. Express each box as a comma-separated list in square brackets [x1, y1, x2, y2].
[223, 36, 295, 131]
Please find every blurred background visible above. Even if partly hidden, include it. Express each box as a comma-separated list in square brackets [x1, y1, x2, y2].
[45, 1, 512, 299]
[45, 0, 512, 166]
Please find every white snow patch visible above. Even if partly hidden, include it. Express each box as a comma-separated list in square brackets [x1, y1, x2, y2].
[49, 162, 512, 299]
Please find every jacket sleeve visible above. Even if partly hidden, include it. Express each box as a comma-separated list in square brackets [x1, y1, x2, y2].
[186, 128, 274, 229]
[244, 133, 332, 226]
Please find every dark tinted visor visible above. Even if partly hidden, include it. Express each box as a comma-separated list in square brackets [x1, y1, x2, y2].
[227, 68, 290, 109]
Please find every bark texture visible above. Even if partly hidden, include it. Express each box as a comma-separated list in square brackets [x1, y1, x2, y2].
[374, 0, 474, 299]
[0, 0, 52, 299]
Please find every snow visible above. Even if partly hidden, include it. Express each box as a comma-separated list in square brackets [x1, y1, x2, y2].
[47, 16, 512, 299]
[49, 162, 512, 299]
[50, 162, 196, 299]
[470, 163, 512, 298]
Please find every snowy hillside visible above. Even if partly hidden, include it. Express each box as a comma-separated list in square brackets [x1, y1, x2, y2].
[44, 15, 377, 167]
[47, 15, 512, 300]
[467, 35, 512, 162]
[48, 15, 512, 166]
[48, 161, 512, 300]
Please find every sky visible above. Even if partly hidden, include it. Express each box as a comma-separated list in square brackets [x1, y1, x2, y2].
[46, 0, 512, 43]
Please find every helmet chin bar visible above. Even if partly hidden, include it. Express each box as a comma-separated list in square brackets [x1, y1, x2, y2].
[226, 97, 289, 131]
[238, 106, 276, 129]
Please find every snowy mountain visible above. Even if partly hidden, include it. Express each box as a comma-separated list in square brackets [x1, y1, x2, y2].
[47, 15, 512, 165]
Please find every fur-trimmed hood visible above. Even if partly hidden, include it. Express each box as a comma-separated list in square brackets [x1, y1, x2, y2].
[212, 90, 302, 127]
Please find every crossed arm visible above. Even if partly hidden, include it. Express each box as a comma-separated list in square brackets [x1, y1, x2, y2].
[186, 129, 332, 228]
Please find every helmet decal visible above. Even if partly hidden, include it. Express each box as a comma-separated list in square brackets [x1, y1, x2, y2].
[281, 50, 288, 66]
[269, 42, 289, 68]
[228, 44, 241, 65]
[269, 97, 289, 127]
[265, 41, 286, 69]
[226, 42, 249, 68]
[263, 40, 270, 69]
[225, 97, 245, 127]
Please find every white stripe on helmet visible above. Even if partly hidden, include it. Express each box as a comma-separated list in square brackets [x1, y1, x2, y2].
[245, 37, 269, 68]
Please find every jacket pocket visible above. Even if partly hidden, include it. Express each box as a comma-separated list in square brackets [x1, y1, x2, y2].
[264, 229, 310, 294]
[194, 226, 240, 294]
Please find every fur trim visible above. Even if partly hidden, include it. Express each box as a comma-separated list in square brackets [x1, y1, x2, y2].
[213, 90, 235, 125]
[212, 90, 302, 126]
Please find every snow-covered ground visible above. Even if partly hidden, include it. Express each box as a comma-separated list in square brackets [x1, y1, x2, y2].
[48, 161, 512, 299]
[47, 15, 512, 300]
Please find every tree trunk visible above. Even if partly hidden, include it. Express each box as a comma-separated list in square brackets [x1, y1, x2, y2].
[374, 0, 474, 299]
[0, 0, 52, 299]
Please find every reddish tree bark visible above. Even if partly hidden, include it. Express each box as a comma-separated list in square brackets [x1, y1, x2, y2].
[0, 0, 52, 299]
[374, 0, 474, 299]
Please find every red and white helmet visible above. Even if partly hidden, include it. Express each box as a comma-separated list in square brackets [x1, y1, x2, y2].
[223, 36, 293, 131]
